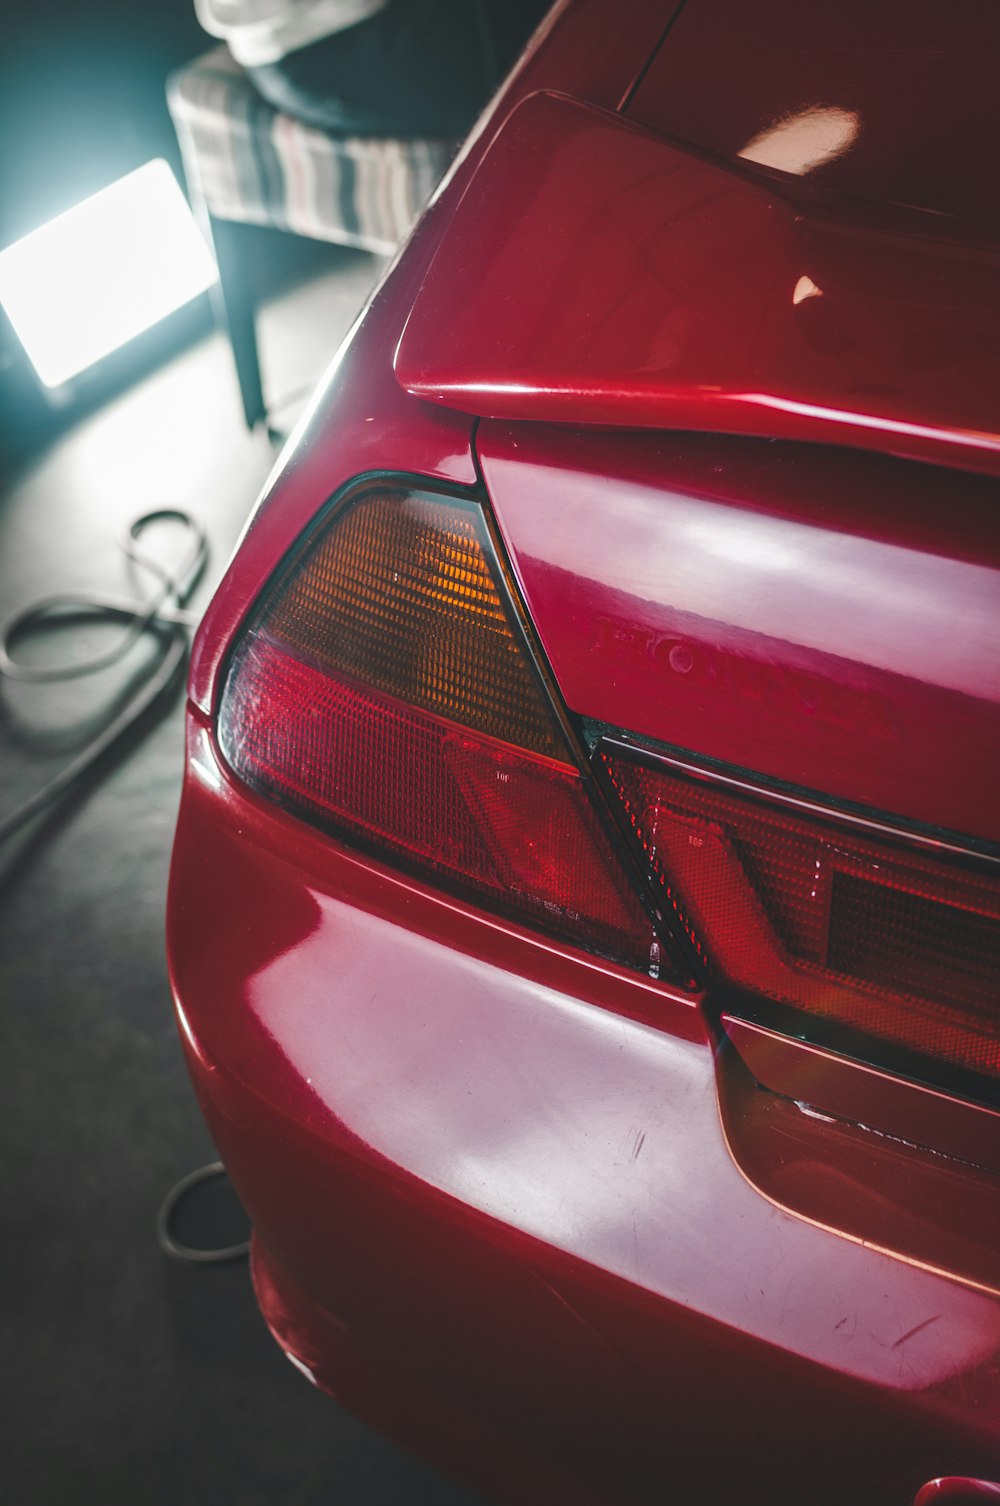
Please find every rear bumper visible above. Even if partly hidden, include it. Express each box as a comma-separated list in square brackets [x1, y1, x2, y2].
[168, 715, 1000, 1506]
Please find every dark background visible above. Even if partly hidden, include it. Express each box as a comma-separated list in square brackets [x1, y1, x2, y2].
[0, 4, 484, 1503]
[0, 0, 209, 461]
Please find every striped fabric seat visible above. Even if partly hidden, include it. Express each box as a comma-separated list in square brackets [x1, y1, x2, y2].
[167, 46, 455, 254]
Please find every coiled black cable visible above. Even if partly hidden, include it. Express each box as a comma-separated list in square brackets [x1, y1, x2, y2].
[155, 1161, 251, 1266]
[0, 508, 207, 845]
[0, 508, 248, 1264]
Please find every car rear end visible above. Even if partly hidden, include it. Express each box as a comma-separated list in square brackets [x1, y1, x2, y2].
[167, 2, 1000, 1502]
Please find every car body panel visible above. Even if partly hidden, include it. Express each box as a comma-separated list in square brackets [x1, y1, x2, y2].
[478, 421, 1000, 843]
[170, 720, 1000, 1504]
[627, 0, 1000, 230]
[168, 1, 1000, 1501]
[395, 91, 1000, 476]
[724, 1015, 1000, 1177]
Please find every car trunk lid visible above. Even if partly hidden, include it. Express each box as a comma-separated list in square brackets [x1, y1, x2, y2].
[477, 421, 1000, 845]
[625, 0, 1000, 234]
[395, 81, 1000, 478]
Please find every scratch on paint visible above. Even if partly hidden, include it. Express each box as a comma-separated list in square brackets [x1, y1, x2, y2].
[630, 1130, 646, 1163]
[532, 1271, 639, 1380]
[892, 1314, 941, 1350]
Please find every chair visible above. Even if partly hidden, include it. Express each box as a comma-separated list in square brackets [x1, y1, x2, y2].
[167, 46, 455, 430]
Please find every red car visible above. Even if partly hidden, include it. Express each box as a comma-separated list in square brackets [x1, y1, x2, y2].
[167, 2, 1000, 1502]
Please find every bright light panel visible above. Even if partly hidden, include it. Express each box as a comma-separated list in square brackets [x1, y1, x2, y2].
[0, 159, 218, 388]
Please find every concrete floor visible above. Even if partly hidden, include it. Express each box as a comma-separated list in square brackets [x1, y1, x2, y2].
[0, 252, 485, 1506]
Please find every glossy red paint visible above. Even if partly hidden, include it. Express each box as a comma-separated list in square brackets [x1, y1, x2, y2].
[914, 1483, 1000, 1506]
[478, 422, 1000, 843]
[170, 721, 1000, 1505]
[716, 1039, 1000, 1299]
[627, 0, 1000, 230]
[396, 92, 1000, 477]
[724, 1016, 1000, 1177]
[168, 1, 1000, 1501]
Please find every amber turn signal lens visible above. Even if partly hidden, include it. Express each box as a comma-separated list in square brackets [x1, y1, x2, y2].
[266, 488, 565, 759]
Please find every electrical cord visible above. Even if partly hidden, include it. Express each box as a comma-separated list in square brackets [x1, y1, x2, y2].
[156, 1161, 251, 1265]
[0, 509, 207, 845]
[0, 507, 248, 1264]
[0, 510, 255, 1267]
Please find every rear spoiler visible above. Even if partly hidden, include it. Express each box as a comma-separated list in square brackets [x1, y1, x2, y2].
[395, 92, 1000, 479]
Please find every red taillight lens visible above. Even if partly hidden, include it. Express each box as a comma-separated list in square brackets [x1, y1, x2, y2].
[217, 486, 659, 970]
[601, 746, 1000, 1081]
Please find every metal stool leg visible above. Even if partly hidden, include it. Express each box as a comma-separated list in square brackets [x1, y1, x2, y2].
[206, 213, 266, 431]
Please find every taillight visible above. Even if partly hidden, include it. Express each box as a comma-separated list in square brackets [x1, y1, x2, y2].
[217, 484, 664, 972]
[600, 742, 1000, 1085]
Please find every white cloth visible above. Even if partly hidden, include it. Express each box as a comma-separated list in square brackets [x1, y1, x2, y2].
[194, 0, 389, 67]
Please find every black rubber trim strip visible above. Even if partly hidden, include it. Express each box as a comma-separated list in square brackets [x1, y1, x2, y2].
[617, 0, 689, 113]
[581, 716, 1000, 868]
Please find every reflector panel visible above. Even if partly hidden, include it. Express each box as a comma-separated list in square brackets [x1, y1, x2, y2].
[221, 645, 654, 965]
[602, 748, 1000, 1080]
